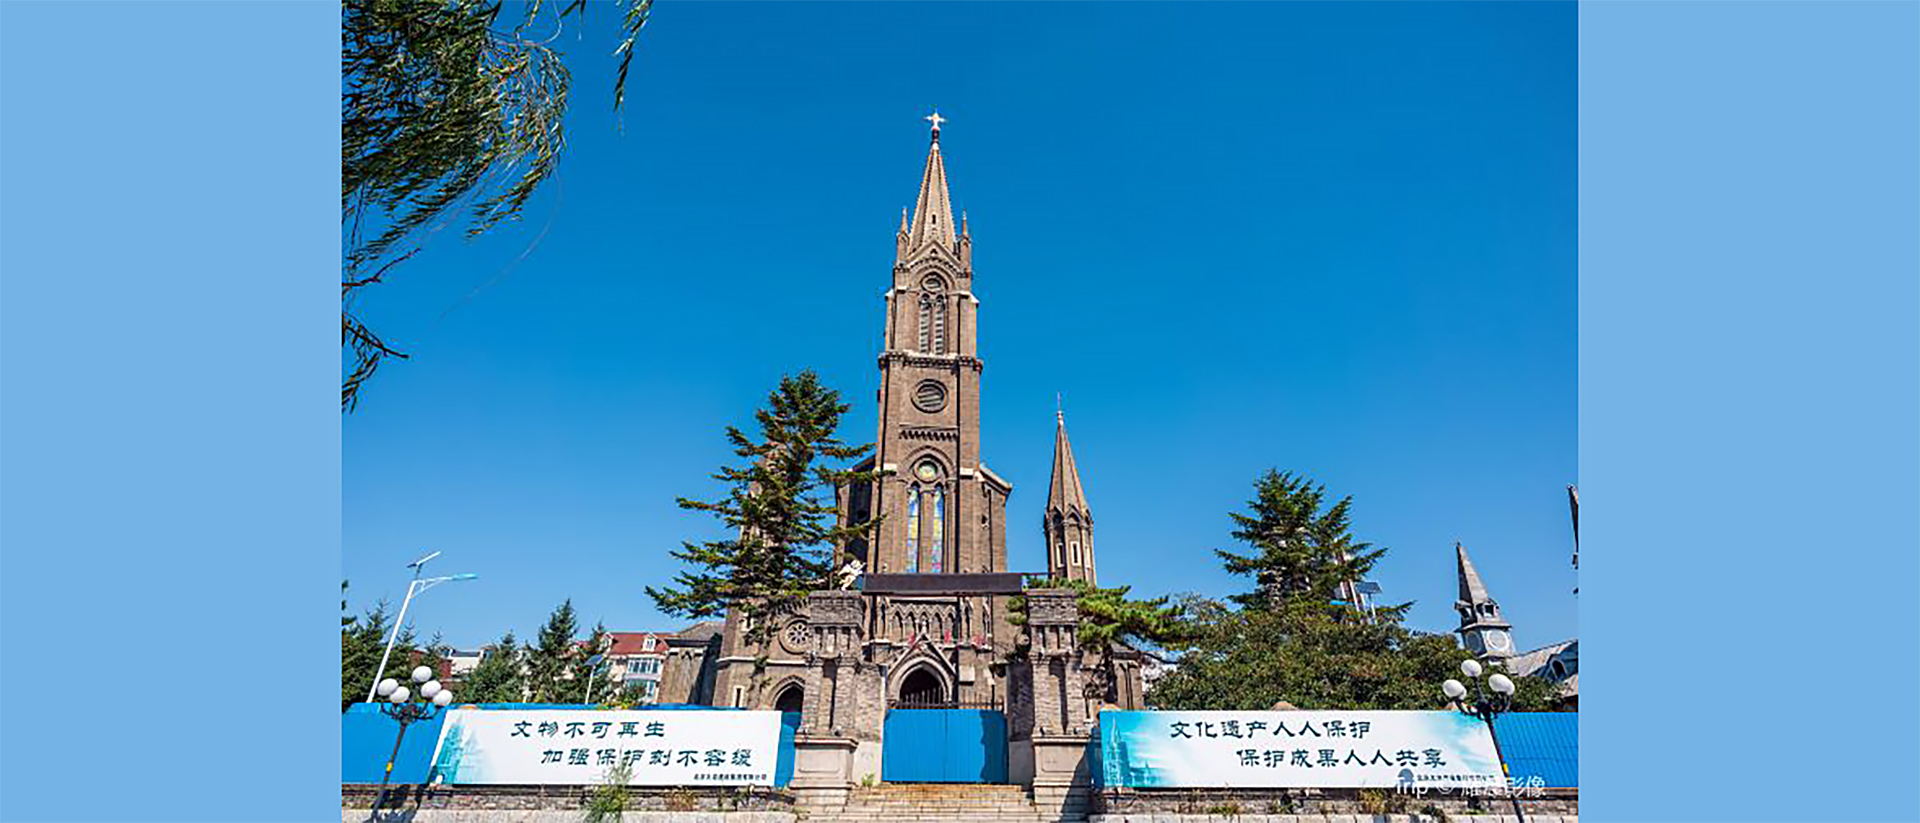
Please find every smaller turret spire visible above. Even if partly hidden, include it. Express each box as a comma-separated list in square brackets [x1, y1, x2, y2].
[1047, 407, 1090, 517]
[1453, 541, 1514, 660]
[1044, 406, 1095, 584]
[1456, 541, 1492, 604]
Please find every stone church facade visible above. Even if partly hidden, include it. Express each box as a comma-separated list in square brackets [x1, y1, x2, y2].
[669, 117, 1142, 808]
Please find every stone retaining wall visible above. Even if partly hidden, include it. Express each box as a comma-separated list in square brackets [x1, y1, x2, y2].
[339, 813, 792, 823]
[341, 783, 795, 814]
[1091, 787, 1577, 819]
[1088, 816, 1575, 823]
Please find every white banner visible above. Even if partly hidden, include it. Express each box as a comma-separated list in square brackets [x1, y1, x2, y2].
[1100, 710, 1503, 788]
[428, 709, 781, 786]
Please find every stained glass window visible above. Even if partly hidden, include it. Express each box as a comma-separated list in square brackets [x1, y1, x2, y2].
[905, 484, 920, 573]
[929, 487, 945, 573]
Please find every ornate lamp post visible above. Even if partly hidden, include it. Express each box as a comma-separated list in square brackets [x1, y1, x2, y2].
[370, 665, 456, 814]
[1442, 658, 1526, 823]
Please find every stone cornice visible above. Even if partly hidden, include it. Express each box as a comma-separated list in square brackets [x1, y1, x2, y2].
[878, 351, 984, 372]
[900, 425, 960, 442]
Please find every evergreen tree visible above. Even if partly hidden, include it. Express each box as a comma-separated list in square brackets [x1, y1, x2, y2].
[1213, 470, 1395, 618]
[1149, 469, 1555, 712]
[1148, 600, 1555, 712]
[1009, 577, 1188, 705]
[462, 630, 527, 703]
[568, 621, 613, 705]
[648, 371, 884, 650]
[340, 598, 426, 711]
[527, 600, 582, 703]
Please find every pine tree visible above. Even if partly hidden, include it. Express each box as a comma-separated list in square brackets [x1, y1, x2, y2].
[1009, 577, 1188, 704]
[462, 630, 527, 703]
[1213, 470, 1393, 618]
[569, 621, 612, 704]
[340, 598, 422, 710]
[648, 370, 883, 649]
[527, 600, 582, 703]
[1149, 469, 1555, 712]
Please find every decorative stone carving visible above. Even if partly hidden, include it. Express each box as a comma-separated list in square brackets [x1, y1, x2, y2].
[1025, 589, 1079, 626]
[886, 599, 959, 641]
[809, 591, 863, 627]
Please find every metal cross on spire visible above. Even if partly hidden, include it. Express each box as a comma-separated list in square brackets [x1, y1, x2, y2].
[925, 110, 947, 135]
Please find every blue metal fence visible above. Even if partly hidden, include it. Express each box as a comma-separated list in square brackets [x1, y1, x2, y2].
[1489, 712, 1577, 788]
[342, 704, 796, 787]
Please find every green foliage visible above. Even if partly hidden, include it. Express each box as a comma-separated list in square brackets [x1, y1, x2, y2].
[1012, 577, 1188, 653]
[1148, 469, 1555, 713]
[340, 595, 437, 711]
[575, 621, 612, 703]
[584, 760, 632, 823]
[605, 681, 656, 708]
[527, 600, 584, 703]
[462, 630, 528, 703]
[648, 371, 883, 649]
[340, 0, 653, 412]
[1214, 470, 1396, 619]
[1008, 577, 1187, 704]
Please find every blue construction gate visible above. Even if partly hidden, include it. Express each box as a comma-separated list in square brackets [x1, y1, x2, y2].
[881, 708, 1008, 783]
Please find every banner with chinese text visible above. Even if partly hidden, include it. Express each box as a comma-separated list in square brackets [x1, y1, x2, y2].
[1099, 710, 1502, 788]
[428, 709, 781, 786]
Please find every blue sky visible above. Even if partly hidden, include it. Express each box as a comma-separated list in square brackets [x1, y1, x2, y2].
[344, 1, 1576, 653]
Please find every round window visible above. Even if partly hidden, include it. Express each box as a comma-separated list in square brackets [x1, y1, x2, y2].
[913, 379, 948, 413]
[914, 461, 941, 482]
[780, 620, 811, 653]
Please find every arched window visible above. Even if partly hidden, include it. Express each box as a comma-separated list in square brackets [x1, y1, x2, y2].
[916, 277, 948, 355]
[905, 484, 921, 573]
[1069, 541, 1080, 566]
[916, 295, 932, 352]
[932, 296, 947, 355]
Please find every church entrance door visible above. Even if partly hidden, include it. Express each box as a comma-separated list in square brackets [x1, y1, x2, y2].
[881, 707, 1008, 783]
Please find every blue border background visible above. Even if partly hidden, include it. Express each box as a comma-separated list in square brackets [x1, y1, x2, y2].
[1580, 2, 1918, 822]
[0, 2, 1915, 822]
[1, 3, 340, 821]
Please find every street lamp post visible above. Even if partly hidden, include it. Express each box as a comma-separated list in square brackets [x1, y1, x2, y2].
[364, 551, 477, 703]
[1442, 658, 1526, 823]
[583, 653, 607, 705]
[369, 665, 456, 815]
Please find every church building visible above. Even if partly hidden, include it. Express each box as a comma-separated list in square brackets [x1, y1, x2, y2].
[665, 115, 1142, 806]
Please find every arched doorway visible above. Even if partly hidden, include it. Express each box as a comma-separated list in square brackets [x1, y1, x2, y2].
[897, 667, 946, 708]
[773, 682, 804, 717]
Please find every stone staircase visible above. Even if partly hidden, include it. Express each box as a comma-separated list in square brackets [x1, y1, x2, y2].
[816, 784, 1083, 822]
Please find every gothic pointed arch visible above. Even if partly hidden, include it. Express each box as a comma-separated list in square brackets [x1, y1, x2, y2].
[771, 678, 805, 716]
[890, 646, 958, 707]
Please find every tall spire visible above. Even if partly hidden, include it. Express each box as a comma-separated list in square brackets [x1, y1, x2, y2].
[1047, 408, 1091, 517]
[906, 110, 956, 253]
[1455, 541, 1491, 604]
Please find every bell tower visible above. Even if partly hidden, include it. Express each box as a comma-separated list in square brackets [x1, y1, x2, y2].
[1453, 542, 1516, 661]
[855, 113, 1011, 576]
